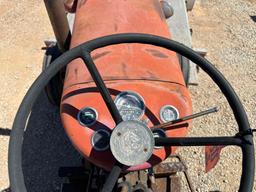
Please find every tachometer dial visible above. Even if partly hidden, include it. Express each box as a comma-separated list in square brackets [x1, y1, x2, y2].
[114, 91, 145, 121]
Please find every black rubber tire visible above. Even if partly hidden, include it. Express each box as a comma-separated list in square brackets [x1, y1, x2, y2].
[42, 45, 65, 106]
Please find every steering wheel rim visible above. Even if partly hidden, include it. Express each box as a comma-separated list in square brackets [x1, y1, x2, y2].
[9, 33, 254, 192]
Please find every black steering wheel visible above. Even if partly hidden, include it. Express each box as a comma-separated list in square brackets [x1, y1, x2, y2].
[9, 33, 255, 192]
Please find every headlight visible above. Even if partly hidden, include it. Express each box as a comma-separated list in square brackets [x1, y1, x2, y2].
[160, 105, 179, 123]
[114, 91, 145, 121]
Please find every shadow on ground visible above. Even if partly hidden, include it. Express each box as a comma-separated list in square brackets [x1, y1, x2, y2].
[21, 93, 82, 192]
[0, 128, 11, 136]
[250, 15, 256, 23]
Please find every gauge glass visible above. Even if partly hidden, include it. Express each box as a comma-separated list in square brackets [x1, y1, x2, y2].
[91, 129, 110, 151]
[114, 91, 145, 121]
[160, 105, 179, 123]
[78, 107, 98, 126]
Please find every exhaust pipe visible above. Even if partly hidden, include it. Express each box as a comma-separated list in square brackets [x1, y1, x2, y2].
[44, 0, 71, 52]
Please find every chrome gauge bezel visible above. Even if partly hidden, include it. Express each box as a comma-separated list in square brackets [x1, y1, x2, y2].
[114, 91, 146, 121]
[77, 107, 98, 127]
[160, 105, 179, 123]
[91, 129, 111, 151]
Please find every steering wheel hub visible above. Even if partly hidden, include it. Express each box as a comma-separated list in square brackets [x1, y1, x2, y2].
[110, 120, 154, 166]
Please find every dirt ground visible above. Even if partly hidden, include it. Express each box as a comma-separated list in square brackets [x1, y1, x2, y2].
[179, 1, 256, 191]
[0, 0, 256, 191]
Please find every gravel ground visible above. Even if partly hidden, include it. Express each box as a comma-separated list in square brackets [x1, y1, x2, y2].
[0, 0, 256, 191]
[178, 0, 256, 191]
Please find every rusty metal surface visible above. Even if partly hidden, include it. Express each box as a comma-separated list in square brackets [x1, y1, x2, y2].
[120, 169, 182, 192]
[117, 156, 194, 192]
[154, 161, 186, 177]
[170, 175, 181, 192]
[64, 0, 186, 88]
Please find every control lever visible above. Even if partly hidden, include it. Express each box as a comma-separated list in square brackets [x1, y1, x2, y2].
[152, 107, 219, 130]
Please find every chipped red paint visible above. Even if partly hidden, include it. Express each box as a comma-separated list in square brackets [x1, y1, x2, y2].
[205, 146, 225, 173]
[61, 0, 192, 171]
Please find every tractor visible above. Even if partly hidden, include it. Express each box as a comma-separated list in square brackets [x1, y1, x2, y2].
[8, 0, 255, 191]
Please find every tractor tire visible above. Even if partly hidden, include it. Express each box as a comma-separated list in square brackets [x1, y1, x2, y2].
[42, 45, 65, 106]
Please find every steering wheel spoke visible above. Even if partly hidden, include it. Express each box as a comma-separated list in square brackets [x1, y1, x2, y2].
[154, 136, 248, 147]
[102, 162, 123, 192]
[80, 52, 123, 124]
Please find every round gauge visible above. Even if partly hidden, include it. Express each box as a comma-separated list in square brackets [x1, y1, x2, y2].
[77, 107, 98, 126]
[114, 91, 145, 121]
[160, 105, 179, 123]
[91, 129, 110, 151]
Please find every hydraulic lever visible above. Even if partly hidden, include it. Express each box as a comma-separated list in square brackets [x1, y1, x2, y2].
[152, 107, 219, 130]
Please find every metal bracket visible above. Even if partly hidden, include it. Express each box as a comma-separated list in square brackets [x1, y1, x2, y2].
[166, 0, 199, 85]
[152, 155, 195, 192]
[235, 129, 255, 137]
